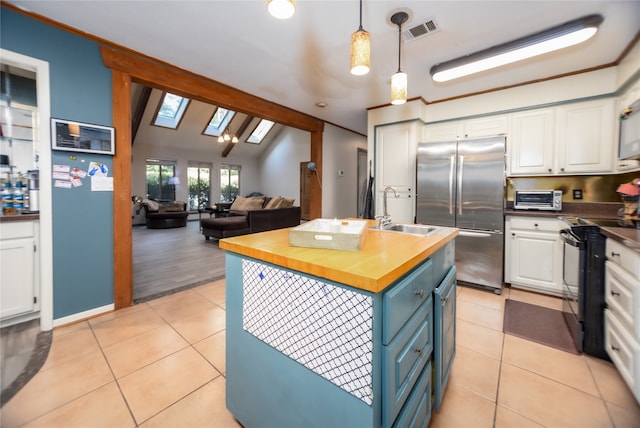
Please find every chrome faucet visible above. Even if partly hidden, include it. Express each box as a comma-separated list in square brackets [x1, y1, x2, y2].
[379, 186, 399, 228]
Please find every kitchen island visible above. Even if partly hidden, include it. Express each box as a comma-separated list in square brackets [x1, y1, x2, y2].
[219, 224, 458, 428]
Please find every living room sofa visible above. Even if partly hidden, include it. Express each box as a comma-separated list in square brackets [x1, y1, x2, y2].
[139, 199, 189, 229]
[201, 196, 301, 240]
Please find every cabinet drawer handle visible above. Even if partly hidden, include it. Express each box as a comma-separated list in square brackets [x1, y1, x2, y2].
[611, 345, 620, 352]
[414, 289, 425, 299]
[610, 290, 620, 297]
[611, 252, 620, 257]
[414, 347, 424, 354]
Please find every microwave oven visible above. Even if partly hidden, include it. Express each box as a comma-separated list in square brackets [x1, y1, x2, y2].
[514, 190, 562, 211]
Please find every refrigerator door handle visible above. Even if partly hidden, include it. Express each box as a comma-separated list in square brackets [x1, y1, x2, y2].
[448, 155, 455, 215]
[457, 155, 464, 216]
[458, 230, 497, 238]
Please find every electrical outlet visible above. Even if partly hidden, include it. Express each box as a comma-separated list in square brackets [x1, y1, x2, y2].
[573, 189, 583, 200]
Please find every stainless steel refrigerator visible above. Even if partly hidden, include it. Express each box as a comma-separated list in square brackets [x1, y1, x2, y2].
[416, 136, 505, 293]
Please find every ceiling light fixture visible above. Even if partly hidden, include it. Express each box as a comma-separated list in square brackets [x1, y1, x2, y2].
[430, 14, 603, 83]
[390, 11, 409, 105]
[218, 127, 239, 144]
[350, 0, 370, 76]
[267, 0, 295, 19]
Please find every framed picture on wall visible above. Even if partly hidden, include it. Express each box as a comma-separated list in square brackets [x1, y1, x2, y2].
[51, 118, 115, 155]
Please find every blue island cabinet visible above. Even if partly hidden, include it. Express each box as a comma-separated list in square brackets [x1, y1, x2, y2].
[225, 240, 456, 428]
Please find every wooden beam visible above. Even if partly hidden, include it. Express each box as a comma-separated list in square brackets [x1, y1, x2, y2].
[131, 86, 151, 142]
[112, 69, 133, 309]
[101, 46, 324, 133]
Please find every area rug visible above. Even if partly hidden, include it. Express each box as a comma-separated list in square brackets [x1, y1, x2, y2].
[503, 299, 580, 355]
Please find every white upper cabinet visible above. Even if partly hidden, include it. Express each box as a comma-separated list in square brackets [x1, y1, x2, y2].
[463, 115, 509, 138]
[556, 98, 615, 174]
[424, 116, 508, 142]
[508, 98, 616, 176]
[424, 121, 463, 142]
[509, 109, 555, 175]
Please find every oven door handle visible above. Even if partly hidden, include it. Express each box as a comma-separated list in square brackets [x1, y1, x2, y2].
[560, 229, 584, 248]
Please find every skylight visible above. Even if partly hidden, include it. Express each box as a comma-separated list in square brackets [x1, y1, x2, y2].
[246, 119, 275, 144]
[153, 92, 189, 129]
[203, 107, 235, 137]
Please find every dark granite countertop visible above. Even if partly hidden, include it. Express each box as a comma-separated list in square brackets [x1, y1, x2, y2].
[0, 213, 40, 222]
[599, 227, 640, 251]
[504, 202, 623, 219]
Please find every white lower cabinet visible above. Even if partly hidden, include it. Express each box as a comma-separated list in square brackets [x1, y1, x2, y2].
[0, 220, 39, 322]
[604, 238, 640, 404]
[505, 216, 564, 296]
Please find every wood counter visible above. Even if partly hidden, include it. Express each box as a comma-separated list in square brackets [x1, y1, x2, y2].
[219, 225, 459, 293]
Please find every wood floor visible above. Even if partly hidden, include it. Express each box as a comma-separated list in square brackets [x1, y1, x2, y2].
[132, 220, 225, 302]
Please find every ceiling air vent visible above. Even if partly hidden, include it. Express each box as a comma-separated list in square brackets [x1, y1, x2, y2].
[402, 18, 439, 43]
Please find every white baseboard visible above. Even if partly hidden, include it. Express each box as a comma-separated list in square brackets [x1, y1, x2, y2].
[53, 304, 115, 327]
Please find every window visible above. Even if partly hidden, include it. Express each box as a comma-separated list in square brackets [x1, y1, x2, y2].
[153, 92, 189, 129]
[220, 164, 240, 202]
[246, 119, 275, 144]
[146, 159, 176, 200]
[203, 107, 235, 137]
[187, 162, 211, 211]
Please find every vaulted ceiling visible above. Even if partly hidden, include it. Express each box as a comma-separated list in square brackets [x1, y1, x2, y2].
[7, 1, 640, 136]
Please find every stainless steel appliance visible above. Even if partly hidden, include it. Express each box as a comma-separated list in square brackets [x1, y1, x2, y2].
[560, 217, 608, 359]
[514, 190, 562, 211]
[417, 136, 505, 293]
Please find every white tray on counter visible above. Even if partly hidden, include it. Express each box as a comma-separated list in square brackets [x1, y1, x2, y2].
[288, 219, 368, 251]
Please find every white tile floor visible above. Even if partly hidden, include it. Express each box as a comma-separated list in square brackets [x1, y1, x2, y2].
[1, 280, 639, 427]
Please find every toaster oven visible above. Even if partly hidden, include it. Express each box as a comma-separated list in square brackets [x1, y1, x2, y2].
[514, 190, 562, 211]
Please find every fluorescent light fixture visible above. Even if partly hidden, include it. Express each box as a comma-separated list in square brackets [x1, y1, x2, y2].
[430, 14, 603, 83]
[268, 0, 295, 19]
[350, 0, 370, 76]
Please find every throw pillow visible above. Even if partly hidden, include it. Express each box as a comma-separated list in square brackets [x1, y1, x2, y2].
[265, 196, 283, 209]
[230, 196, 265, 212]
[142, 198, 159, 212]
[279, 198, 295, 208]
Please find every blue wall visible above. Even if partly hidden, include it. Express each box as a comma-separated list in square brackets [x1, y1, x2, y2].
[1, 8, 115, 318]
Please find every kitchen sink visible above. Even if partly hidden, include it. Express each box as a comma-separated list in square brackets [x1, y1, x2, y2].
[371, 223, 440, 236]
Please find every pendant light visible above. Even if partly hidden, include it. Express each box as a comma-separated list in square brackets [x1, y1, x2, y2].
[267, 0, 295, 19]
[390, 12, 408, 105]
[350, 0, 370, 76]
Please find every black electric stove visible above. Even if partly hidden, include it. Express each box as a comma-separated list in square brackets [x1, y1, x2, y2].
[559, 216, 608, 359]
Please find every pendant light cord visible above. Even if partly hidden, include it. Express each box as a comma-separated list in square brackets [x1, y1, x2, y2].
[358, 0, 363, 31]
[396, 21, 402, 73]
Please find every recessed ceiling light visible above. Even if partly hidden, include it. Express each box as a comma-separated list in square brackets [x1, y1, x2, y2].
[315, 102, 327, 108]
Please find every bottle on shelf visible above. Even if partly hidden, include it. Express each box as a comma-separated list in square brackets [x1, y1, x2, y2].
[2, 180, 14, 215]
[13, 178, 24, 215]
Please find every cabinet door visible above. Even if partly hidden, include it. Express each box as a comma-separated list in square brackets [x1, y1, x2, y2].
[1, 237, 35, 319]
[507, 228, 564, 295]
[556, 99, 615, 174]
[509, 109, 555, 175]
[423, 121, 463, 142]
[463, 115, 509, 138]
[376, 123, 416, 222]
[433, 266, 456, 411]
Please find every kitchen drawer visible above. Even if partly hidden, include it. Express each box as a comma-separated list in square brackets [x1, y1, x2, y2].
[606, 261, 640, 341]
[383, 259, 433, 345]
[391, 360, 432, 428]
[507, 216, 563, 233]
[605, 310, 640, 404]
[606, 238, 640, 278]
[382, 296, 433, 428]
[0, 221, 35, 240]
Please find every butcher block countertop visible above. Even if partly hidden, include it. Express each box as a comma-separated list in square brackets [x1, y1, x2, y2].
[219, 223, 459, 293]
